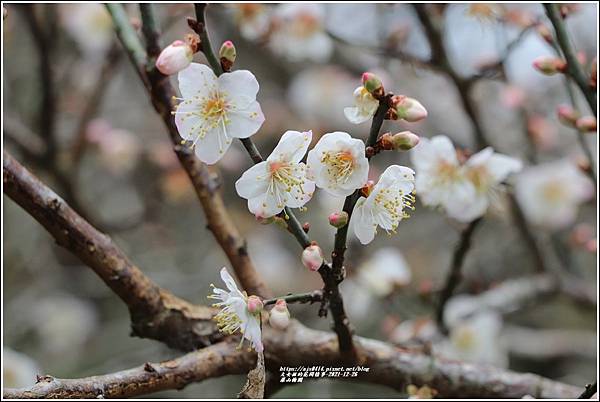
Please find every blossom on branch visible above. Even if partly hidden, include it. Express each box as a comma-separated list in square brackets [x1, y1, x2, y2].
[307, 131, 369, 197]
[344, 86, 379, 124]
[156, 40, 194, 75]
[174, 63, 265, 164]
[514, 160, 594, 230]
[351, 165, 416, 245]
[235, 130, 315, 218]
[411, 135, 521, 223]
[208, 267, 264, 352]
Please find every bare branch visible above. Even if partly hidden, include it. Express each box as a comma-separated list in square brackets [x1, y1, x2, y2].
[3, 151, 220, 351]
[3, 323, 584, 399]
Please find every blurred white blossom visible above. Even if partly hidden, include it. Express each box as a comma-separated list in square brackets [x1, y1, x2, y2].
[86, 119, 142, 174]
[235, 130, 314, 218]
[229, 4, 271, 41]
[3, 348, 40, 388]
[307, 131, 369, 197]
[514, 160, 594, 230]
[174, 63, 265, 164]
[411, 135, 521, 222]
[269, 4, 333, 62]
[61, 4, 113, 57]
[351, 165, 415, 245]
[357, 247, 412, 296]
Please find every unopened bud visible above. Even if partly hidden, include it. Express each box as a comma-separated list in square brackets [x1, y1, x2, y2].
[576, 116, 596, 132]
[390, 131, 420, 151]
[302, 222, 310, 233]
[328, 211, 349, 228]
[219, 40, 237, 72]
[269, 299, 290, 330]
[532, 56, 566, 75]
[390, 95, 428, 122]
[360, 180, 375, 198]
[247, 295, 264, 315]
[535, 23, 553, 44]
[155, 40, 193, 75]
[302, 244, 324, 272]
[362, 72, 384, 97]
[556, 104, 580, 127]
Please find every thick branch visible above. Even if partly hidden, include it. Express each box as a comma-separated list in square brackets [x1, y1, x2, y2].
[4, 323, 584, 399]
[3, 151, 220, 351]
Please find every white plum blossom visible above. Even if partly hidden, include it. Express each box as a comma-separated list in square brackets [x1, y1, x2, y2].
[344, 86, 379, 124]
[229, 4, 271, 41]
[514, 160, 594, 230]
[351, 165, 416, 245]
[174, 63, 265, 164]
[411, 135, 521, 222]
[307, 131, 369, 197]
[269, 4, 333, 62]
[235, 130, 315, 218]
[3, 348, 41, 388]
[357, 247, 412, 296]
[209, 267, 264, 352]
[437, 310, 508, 368]
[60, 4, 113, 57]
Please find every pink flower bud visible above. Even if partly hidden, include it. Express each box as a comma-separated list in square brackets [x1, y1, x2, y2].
[391, 95, 428, 122]
[269, 299, 290, 330]
[391, 131, 420, 150]
[532, 56, 566, 75]
[302, 244, 324, 272]
[155, 40, 193, 75]
[556, 104, 580, 127]
[361, 72, 384, 97]
[247, 295, 264, 315]
[535, 24, 553, 45]
[328, 211, 349, 228]
[219, 40, 237, 71]
[576, 116, 597, 132]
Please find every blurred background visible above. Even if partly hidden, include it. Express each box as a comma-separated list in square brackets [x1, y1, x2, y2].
[2, 3, 597, 398]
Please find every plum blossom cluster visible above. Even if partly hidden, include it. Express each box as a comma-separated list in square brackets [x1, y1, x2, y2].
[411, 135, 522, 222]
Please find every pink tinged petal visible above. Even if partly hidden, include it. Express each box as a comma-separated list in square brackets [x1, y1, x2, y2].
[248, 192, 284, 218]
[235, 161, 270, 199]
[268, 130, 312, 163]
[218, 70, 260, 99]
[351, 200, 377, 245]
[225, 101, 265, 139]
[192, 123, 233, 165]
[177, 63, 217, 99]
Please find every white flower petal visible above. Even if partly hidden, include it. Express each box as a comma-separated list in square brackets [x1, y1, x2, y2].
[219, 70, 260, 99]
[219, 267, 245, 299]
[244, 316, 264, 352]
[248, 192, 285, 218]
[178, 63, 217, 99]
[344, 106, 371, 124]
[235, 161, 270, 199]
[192, 123, 232, 165]
[268, 130, 312, 163]
[225, 101, 265, 139]
[351, 199, 377, 245]
[174, 100, 205, 141]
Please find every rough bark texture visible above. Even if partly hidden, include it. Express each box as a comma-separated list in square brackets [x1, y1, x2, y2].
[3, 151, 220, 351]
[3, 322, 583, 399]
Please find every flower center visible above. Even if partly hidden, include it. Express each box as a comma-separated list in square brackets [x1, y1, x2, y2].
[436, 160, 461, 183]
[202, 94, 228, 121]
[466, 166, 492, 193]
[453, 326, 476, 350]
[373, 187, 415, 232]
[291, 13, 320, 37]
[267, 161, 306, 208]
[212, 304, 242, 335]
[542, 181, 565, 202]
[321, 150, 355, 184]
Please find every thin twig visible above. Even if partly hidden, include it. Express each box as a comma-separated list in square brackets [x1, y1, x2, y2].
[263, 290, 323, 306]
[578, 382, 597, 399]
[545, 4, 597, 117]
[435, 218, 482, 333]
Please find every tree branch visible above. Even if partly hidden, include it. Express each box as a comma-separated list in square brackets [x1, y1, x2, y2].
[3, 322, 584, 399]
[436, 218, 482, 332]
[3, 150, 221, 351]
[108, 3, 270, 299]
[545, 4, 597, 117]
